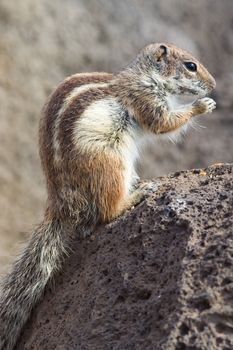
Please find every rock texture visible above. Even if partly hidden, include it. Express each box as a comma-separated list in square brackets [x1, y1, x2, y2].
[0, 0, 233, 274]
[17, 164, 233, 350]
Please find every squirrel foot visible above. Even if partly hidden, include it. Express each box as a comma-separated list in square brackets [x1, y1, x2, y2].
[111, 181, 158, 220]
[127, 181, 158, 208]
[136, 181, 158, 196]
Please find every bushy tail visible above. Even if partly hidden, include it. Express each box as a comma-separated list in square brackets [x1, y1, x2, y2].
[0, 218, 70, 350]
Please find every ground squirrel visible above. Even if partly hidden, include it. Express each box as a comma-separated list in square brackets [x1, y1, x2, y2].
[0, 43, 216, 350]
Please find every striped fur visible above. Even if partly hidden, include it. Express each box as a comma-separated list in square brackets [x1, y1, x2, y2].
[39, 73, 113, 185]
[0, 43, 216, 350]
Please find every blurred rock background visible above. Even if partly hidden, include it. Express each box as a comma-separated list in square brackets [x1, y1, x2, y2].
[0, 0, 232, 274]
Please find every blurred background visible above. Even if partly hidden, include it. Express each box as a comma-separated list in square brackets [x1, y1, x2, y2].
[0, 0, 232, 274]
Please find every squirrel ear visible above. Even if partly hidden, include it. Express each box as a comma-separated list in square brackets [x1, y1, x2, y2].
[156, 44, 169, 61]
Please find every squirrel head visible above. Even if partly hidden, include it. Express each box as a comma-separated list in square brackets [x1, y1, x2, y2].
[127, 43, 216, 97]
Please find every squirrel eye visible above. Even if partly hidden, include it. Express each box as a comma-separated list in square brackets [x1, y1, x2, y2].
[184, 62, 197, 72]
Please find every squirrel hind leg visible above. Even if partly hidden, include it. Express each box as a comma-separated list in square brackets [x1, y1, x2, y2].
[110, 181, 158, 220]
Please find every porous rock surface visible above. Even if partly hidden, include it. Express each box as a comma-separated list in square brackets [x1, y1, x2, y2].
[17, 164, 233, 350]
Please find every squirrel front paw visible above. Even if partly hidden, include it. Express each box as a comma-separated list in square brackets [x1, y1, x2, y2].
[193, 97, 216, 115]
